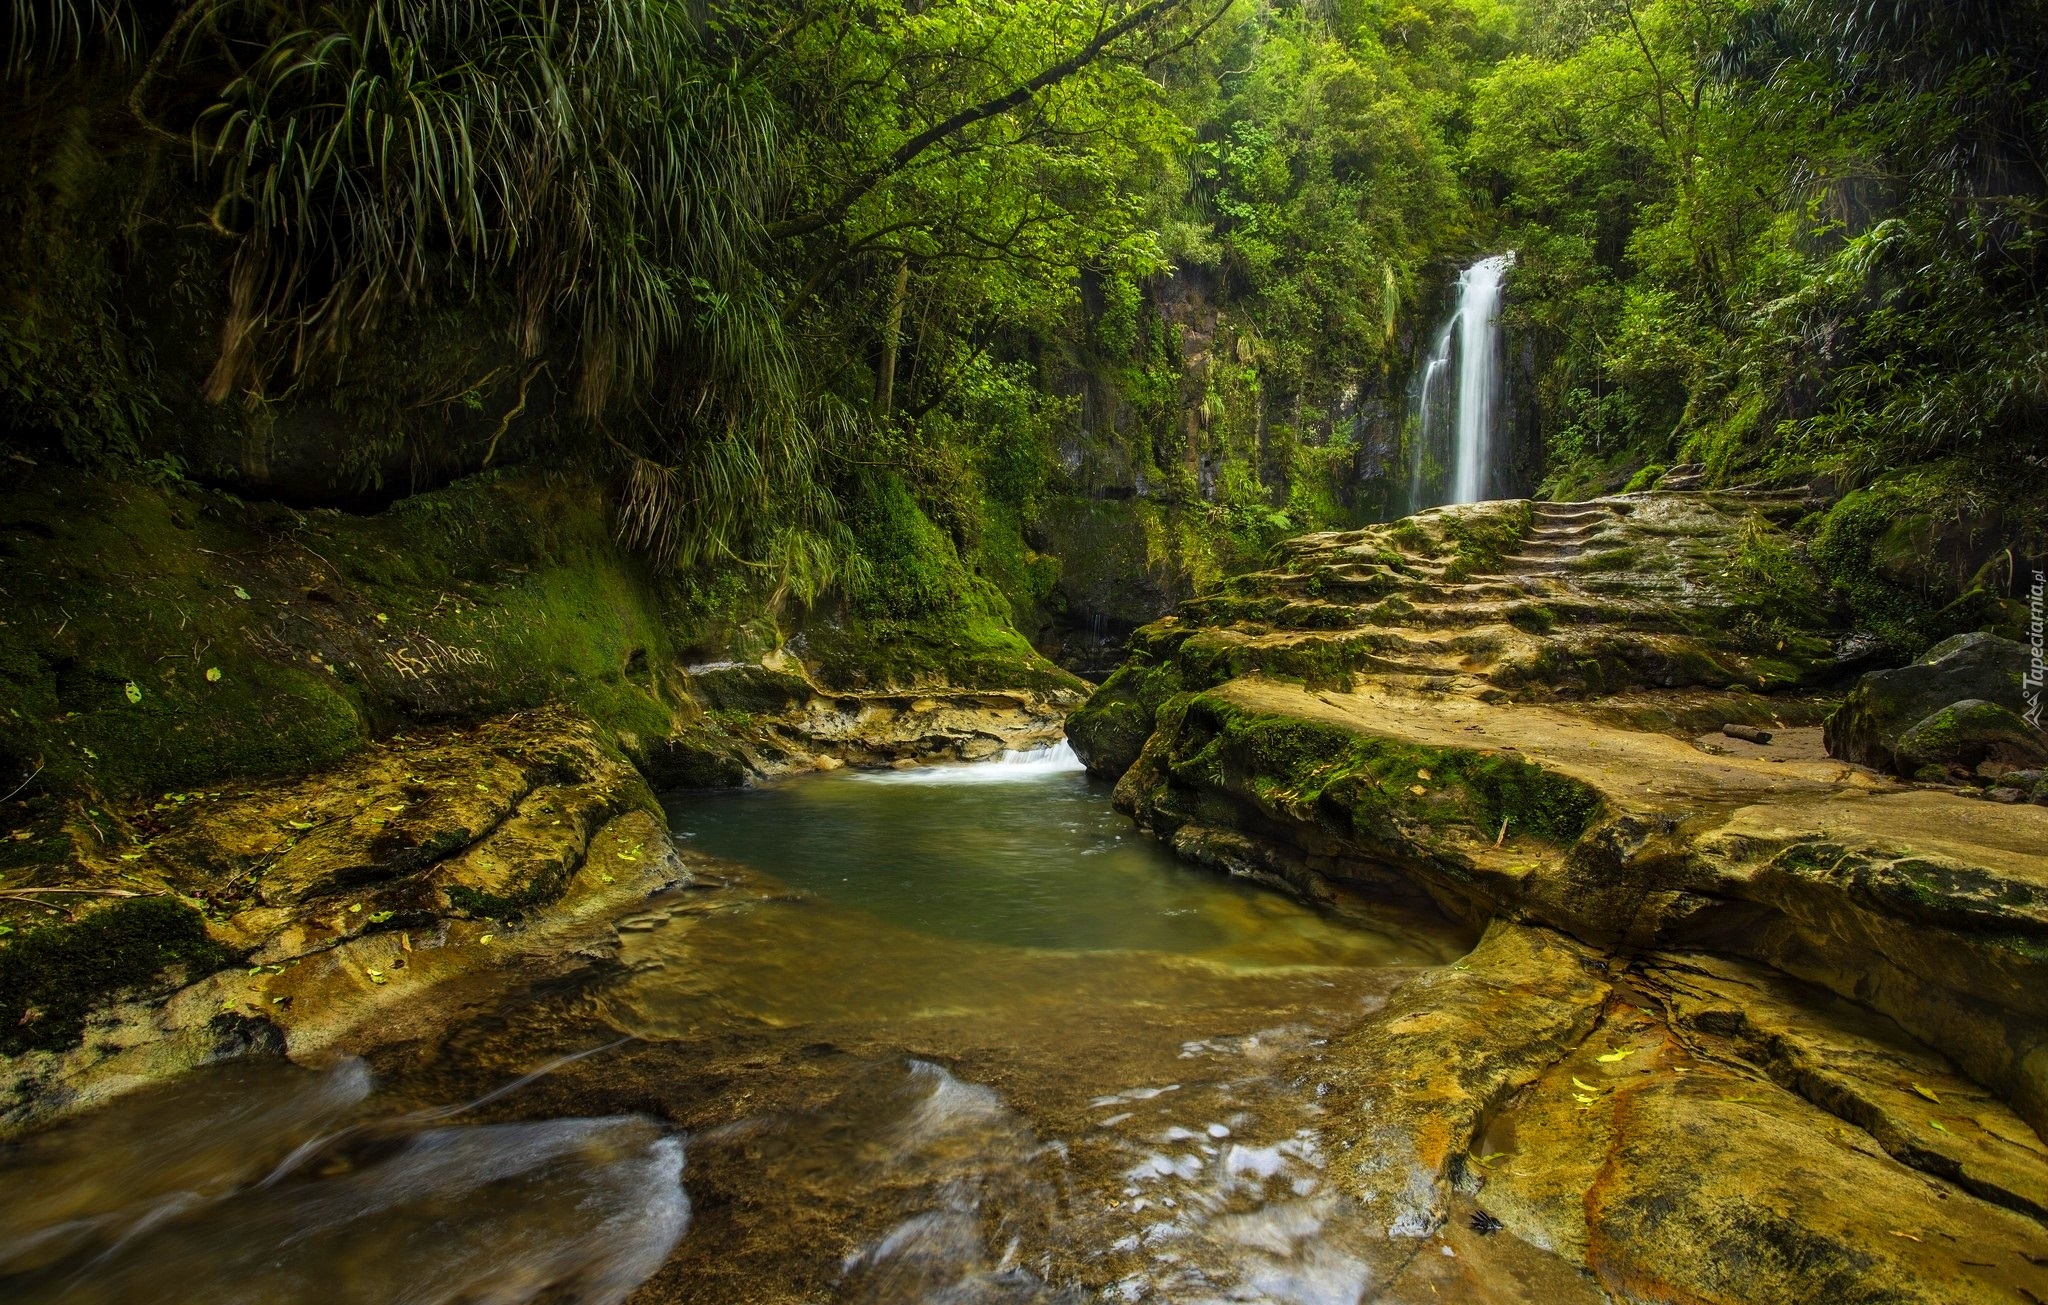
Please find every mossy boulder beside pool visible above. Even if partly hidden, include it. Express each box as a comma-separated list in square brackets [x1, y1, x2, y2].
[1824, 632, 2046, 778]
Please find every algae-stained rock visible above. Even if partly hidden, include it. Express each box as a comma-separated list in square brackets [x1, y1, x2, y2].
[142, 705, 642, 924]
[1106, 671, 2048, 1142]
[1468, 958, 2048, 1305]
[1585, 1075, 2048, 1305]
[1642, 953, 2048, 1221]
[0, 897, 233, 1056]
[1825, 631, 2046, 776]
[1322, 922, 1611, 1240]
[0, 703, 685, 1124]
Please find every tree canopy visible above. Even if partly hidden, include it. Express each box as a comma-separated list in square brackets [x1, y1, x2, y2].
[4, 0, 2042, 636]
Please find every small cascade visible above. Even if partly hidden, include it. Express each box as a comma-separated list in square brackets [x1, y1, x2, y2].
[1405, 252, 1515, 512]
[855, 740, 1086, 785]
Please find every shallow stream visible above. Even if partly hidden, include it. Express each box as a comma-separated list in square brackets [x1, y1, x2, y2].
[0, 745, 1476, 1303]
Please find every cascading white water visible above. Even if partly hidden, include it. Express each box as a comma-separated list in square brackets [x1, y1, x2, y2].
[854, 740, 1086, 785]
[1406, 252, 1514, 511]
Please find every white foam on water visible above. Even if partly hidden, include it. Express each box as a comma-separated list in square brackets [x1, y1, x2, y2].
[897, 1058, 1009, 1143]
[852, 741, 1086, 785]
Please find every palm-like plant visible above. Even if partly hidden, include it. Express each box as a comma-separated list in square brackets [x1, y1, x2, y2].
[4, 0, 134, 75]
[9, 0, 839, 577]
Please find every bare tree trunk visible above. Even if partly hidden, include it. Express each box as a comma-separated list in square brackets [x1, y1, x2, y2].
[876, 255, 910, 416]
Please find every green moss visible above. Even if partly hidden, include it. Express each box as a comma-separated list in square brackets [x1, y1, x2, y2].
[1439, 501, 1533, 581]
[445, 884, 521, 922]
[0, 468, 699, 800]
[1169, 695, 1603, 847]
[0, 896, 235, 1053]
[1809, 473, 2009, 657]
[1066, 657, 1185, 777]
[1726, 514, 1822, 620]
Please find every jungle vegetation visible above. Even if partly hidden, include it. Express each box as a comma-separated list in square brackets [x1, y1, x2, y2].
[3, 0, 2043, 649]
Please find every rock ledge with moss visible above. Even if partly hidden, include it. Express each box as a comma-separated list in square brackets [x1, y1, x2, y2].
[1068, 489, 2048, 1303]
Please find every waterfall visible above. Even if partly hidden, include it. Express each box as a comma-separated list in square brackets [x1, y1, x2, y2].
[1405, 252, 1514, 511]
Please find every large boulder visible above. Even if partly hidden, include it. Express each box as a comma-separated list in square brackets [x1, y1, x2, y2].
[1825, 632, 2047, 777]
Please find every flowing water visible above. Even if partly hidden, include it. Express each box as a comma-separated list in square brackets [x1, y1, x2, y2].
[1406, 253, 1515, 512]
[0, 744, 1477, 1304]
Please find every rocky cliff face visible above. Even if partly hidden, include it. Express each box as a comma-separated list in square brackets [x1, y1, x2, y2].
[1068, 489, 2048, 1302]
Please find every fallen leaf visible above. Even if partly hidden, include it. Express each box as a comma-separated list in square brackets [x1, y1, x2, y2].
[1928, 1119, 1950, 1133]
[205, 667, 222, 682]
[348, 902, 363, 913]
[1596, 1049, 1634, 1063]
[1409, 785, 1427, 796]
[1572, 1076, 1602, 1093]
[383, 804, 405, 813]
[1416, 768, 1432, 781]
[1910, 1083, 1940, 1104]
[123, 681, 143, 704]
[231, 586, 250, 600]
[1890, 1231, 1921, 1242]
[478, 933, 494, 944]
[1573, 1093, 1596, 1106]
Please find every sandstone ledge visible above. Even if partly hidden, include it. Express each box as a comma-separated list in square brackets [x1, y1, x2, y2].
[1069, 490, 2048, 1301]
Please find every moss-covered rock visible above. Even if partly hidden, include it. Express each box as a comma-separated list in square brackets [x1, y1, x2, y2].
[0, 468, 689, 800]
[0, 896, 233, 1054]
[1824, 632, 2045, 777]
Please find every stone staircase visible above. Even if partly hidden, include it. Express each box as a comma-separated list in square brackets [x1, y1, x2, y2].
[1159, 489, 1855, 703]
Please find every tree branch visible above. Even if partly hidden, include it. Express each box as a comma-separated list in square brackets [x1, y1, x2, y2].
[769, 0, 1191, 240]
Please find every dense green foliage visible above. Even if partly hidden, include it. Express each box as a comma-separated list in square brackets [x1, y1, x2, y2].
[3, 0, 2041, 652]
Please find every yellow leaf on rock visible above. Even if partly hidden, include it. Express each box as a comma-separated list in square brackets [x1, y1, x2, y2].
[1409, 785, 1427, 796]
[1572, 1077, 1601, 1092]
[478, 933, 493, 944]
[1910, 1083, 1940, 1103]
[1597, 1049, 1633, 1063]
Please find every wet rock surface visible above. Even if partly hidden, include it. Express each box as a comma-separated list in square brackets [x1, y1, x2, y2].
[0, 705, 686, 1126]
[1071, 490, 2048, 1302]
[673, 657, 1080, 782]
